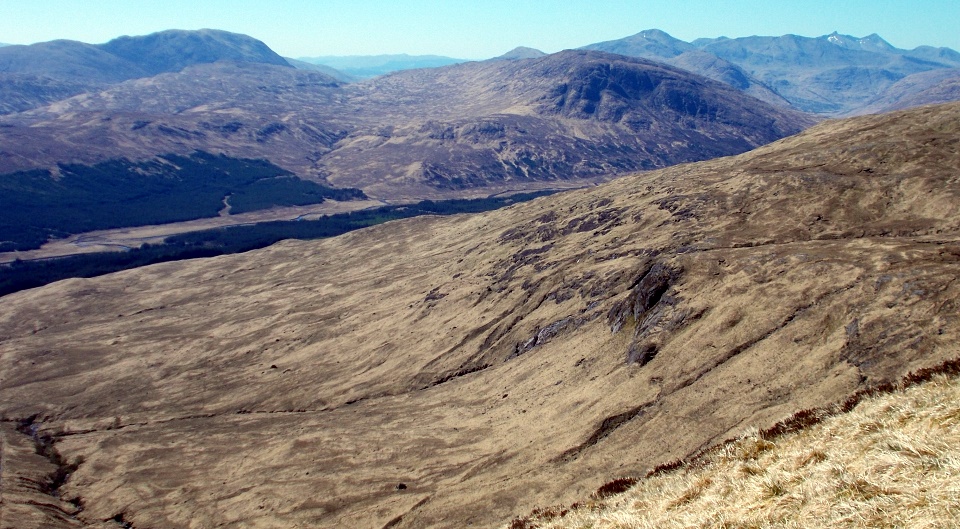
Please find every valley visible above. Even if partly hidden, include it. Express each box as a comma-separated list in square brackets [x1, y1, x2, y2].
[0, 198, 385, 263]
[2, 23, 960, 529]
[2, 101, 958, 528]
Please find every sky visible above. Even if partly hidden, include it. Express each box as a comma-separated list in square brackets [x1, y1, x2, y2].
[1, 0, 958, 60]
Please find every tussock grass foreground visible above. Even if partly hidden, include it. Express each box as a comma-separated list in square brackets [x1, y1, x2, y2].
[511, 369, 960, 528]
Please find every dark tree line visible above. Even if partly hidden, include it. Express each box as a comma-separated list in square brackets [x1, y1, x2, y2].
[0, 191, 554, 297]
[0, 151, 366, 251]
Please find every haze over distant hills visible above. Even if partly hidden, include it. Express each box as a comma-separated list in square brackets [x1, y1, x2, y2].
[282, 57, 357, 82]
[296, 53, 465, 78]
[3, 27, 958, 118]
[584, 29, 960, 115]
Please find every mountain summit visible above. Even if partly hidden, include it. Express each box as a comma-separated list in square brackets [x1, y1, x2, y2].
[97, 28, 290, 75]
[823, 31, 897, 53]
[0, 29, 294, 114]
[494, 46, 547, 60]
[584, 29, 694, 59]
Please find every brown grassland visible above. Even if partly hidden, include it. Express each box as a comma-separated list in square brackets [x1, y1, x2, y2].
[1, 102, 959, 528]
[509, 360, 960, 528]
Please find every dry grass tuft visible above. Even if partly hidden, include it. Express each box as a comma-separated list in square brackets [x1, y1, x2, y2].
[512, 365, 960, 528]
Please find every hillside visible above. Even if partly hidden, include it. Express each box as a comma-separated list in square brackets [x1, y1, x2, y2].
[1, 102, 958, 528]
[854, 68, 960, 115]
[510, 361, 960, 528]
[0, 50, 812, 201]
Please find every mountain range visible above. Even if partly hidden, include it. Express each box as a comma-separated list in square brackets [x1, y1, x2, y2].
[0, 31, 813, 255]
[2, 100, 958, 528]
[3, 28, 958, 119]
[2, 26, 959, 261]
[584, 29, 960, 114]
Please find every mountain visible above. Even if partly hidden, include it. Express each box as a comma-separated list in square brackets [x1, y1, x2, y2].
[0, 29, 293, 114]
[494, 46, 547, 60]
[0, 40, 145, 114]
[820, 31, 897, 53]
[296, 53, 466, 78]
[0, 50, 811, 205]
[666, 50, 791, 107]
[584, 28, 694, 59]
[585, 29, 960, 115]
[0, 72, 105, 115]
[96, 28, 290, 76]
[906, 44, 960, 65]
[318, 51, 809, 196]
[2, 101, 958, 528]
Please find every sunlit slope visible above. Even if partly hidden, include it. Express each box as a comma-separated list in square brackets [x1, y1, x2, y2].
[511, 362, 960, 529]
[1, 102, 958, 528]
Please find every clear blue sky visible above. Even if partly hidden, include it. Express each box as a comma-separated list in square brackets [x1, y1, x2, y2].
[2, 0, 958, 59]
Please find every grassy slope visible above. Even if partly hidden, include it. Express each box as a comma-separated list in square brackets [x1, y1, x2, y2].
[2, 103, 958, 528]
[514, 361, 960, 528]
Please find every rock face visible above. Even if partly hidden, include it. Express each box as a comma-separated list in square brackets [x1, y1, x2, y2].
[0, 49, 812, 200]
[1, 102, 958, 528]
[585, 29, 960, 115]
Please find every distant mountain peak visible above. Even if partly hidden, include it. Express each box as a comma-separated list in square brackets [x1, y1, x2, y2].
[98, 28, 290, 75]
[635, 28, 676, 39]
[581, 28, 693, 59]
[859, 33, 895, 50]
[495, 46, 546, 60]
[823, 31, 896, 52]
